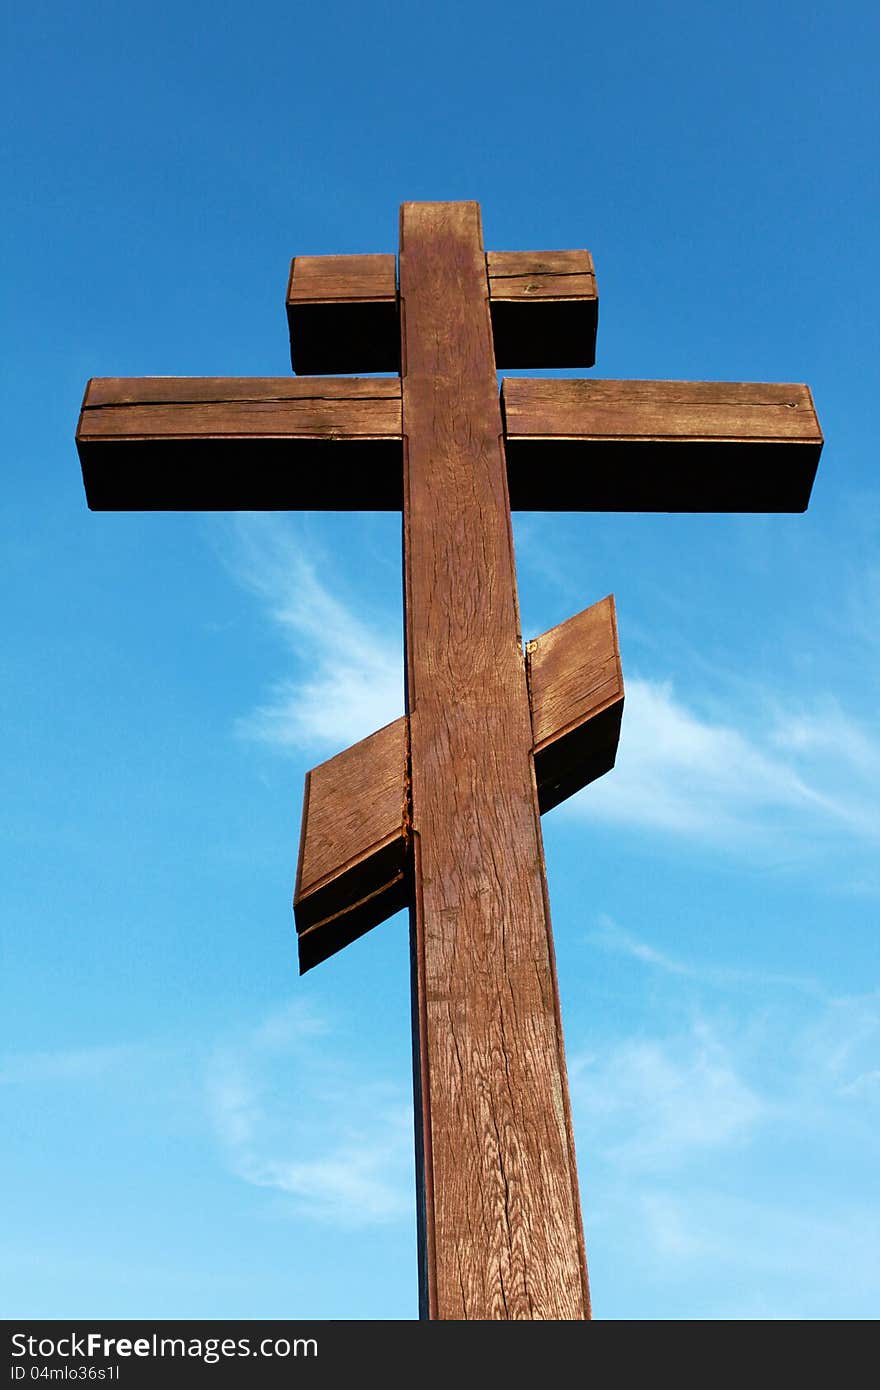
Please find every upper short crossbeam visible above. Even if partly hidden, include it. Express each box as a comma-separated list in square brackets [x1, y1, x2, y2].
[286, 248, 598, 373]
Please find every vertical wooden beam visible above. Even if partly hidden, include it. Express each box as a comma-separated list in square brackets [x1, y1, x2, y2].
[399, 202, 590, 1320]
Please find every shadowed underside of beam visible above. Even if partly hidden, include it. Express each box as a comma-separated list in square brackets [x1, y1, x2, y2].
[294, 595, 624, 972]
[294, 717, 411, 975]
[285, 249, 598, 373]
[75, 376, 403, 510]
[77, 376, 822, 513]
[503, 378, 823, 511]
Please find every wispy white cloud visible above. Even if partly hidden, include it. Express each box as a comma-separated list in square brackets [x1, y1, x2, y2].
[219, 519, 880, 885]
[249, 997, 329, 1050]
[582, 918, 880, 1102]
[840, 1069, 880, 1098]
[571, 1022, 765, 1169]
[587, 913, 694, 977]
[0, 1043, 151, 1086]
[206, 997, 413, 1226]
[772, 702, 880, 775]
[235, 1112, 413, 1224]
[1, 1003, 412, 1230]
[572, 923, 880, 1313]
[565, 675, 880, 853]
[586, 913, 823, 994]
[220, 514, 403, 752]
[575, 997, 880, 1179]
[793, 990, 880, 1102]
[585, 1177, 880, 1318]
[636, 1188, 880, 1313]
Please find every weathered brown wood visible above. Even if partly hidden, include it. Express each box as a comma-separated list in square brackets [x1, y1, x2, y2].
[503, 378, 823, 511]
[400, 201, 590, 1321]
[488, 252, 595, 301]
[77, 377, 403, 510]
[80, 373, 822, 513]
[488, 250, 597, 279]
[80, 397, 399, 439]
[286, 248, 598, 375]
[488, 249, 597, 368]
[491, 272, 597, 299]
[529, 595, 624, 813]
[294, 595, 623, 970]
[288, 254, 398, 303]
[76, 197, 824, 1323]
[295, 717, 410, 973]
[83, 376, 402, 406]
[287, 254, 400, 374]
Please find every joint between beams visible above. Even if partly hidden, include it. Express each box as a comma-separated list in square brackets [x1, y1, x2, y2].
[297, 870, 407, 942]
[402, 722, 414, 851]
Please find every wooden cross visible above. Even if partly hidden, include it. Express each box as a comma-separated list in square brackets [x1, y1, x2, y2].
[76, 201, 822, 1320]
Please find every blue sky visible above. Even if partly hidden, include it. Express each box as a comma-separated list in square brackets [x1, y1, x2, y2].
[2, 0, 878, 1320]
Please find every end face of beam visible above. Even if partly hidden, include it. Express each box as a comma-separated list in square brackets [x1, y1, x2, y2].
[287, 254, 400, 375]
[488, 251, 597, 369]
[503, 379, 823, 511]
[528, 595, 624, 812]
[294, 717, 410, 973]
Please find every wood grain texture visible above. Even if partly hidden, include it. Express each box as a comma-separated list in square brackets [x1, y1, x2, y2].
[77, 377, 403, 510]
[528, 596, 624, 813]
[400, 202, 590, 1320]
[490, 274, 597, 301]
[504, 378, 821, 435]
[503, 378, 823, 511]
[287, 254, 400, 374]
[488, 250, 596, 277]
[287, 254, 398, 303]
[487, 249, 596, 297]
[295, 717, 410, 973]
[83, 377, 402, 406]
[488, 250, 597, 369]
[294, 602, 623, 968]
[284, 247, 599, 373]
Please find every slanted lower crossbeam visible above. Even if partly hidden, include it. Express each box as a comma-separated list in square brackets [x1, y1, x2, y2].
[295, 594, 623, 971]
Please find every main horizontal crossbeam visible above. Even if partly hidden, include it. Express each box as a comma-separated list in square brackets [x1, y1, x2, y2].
[78, 376, 821, 513]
